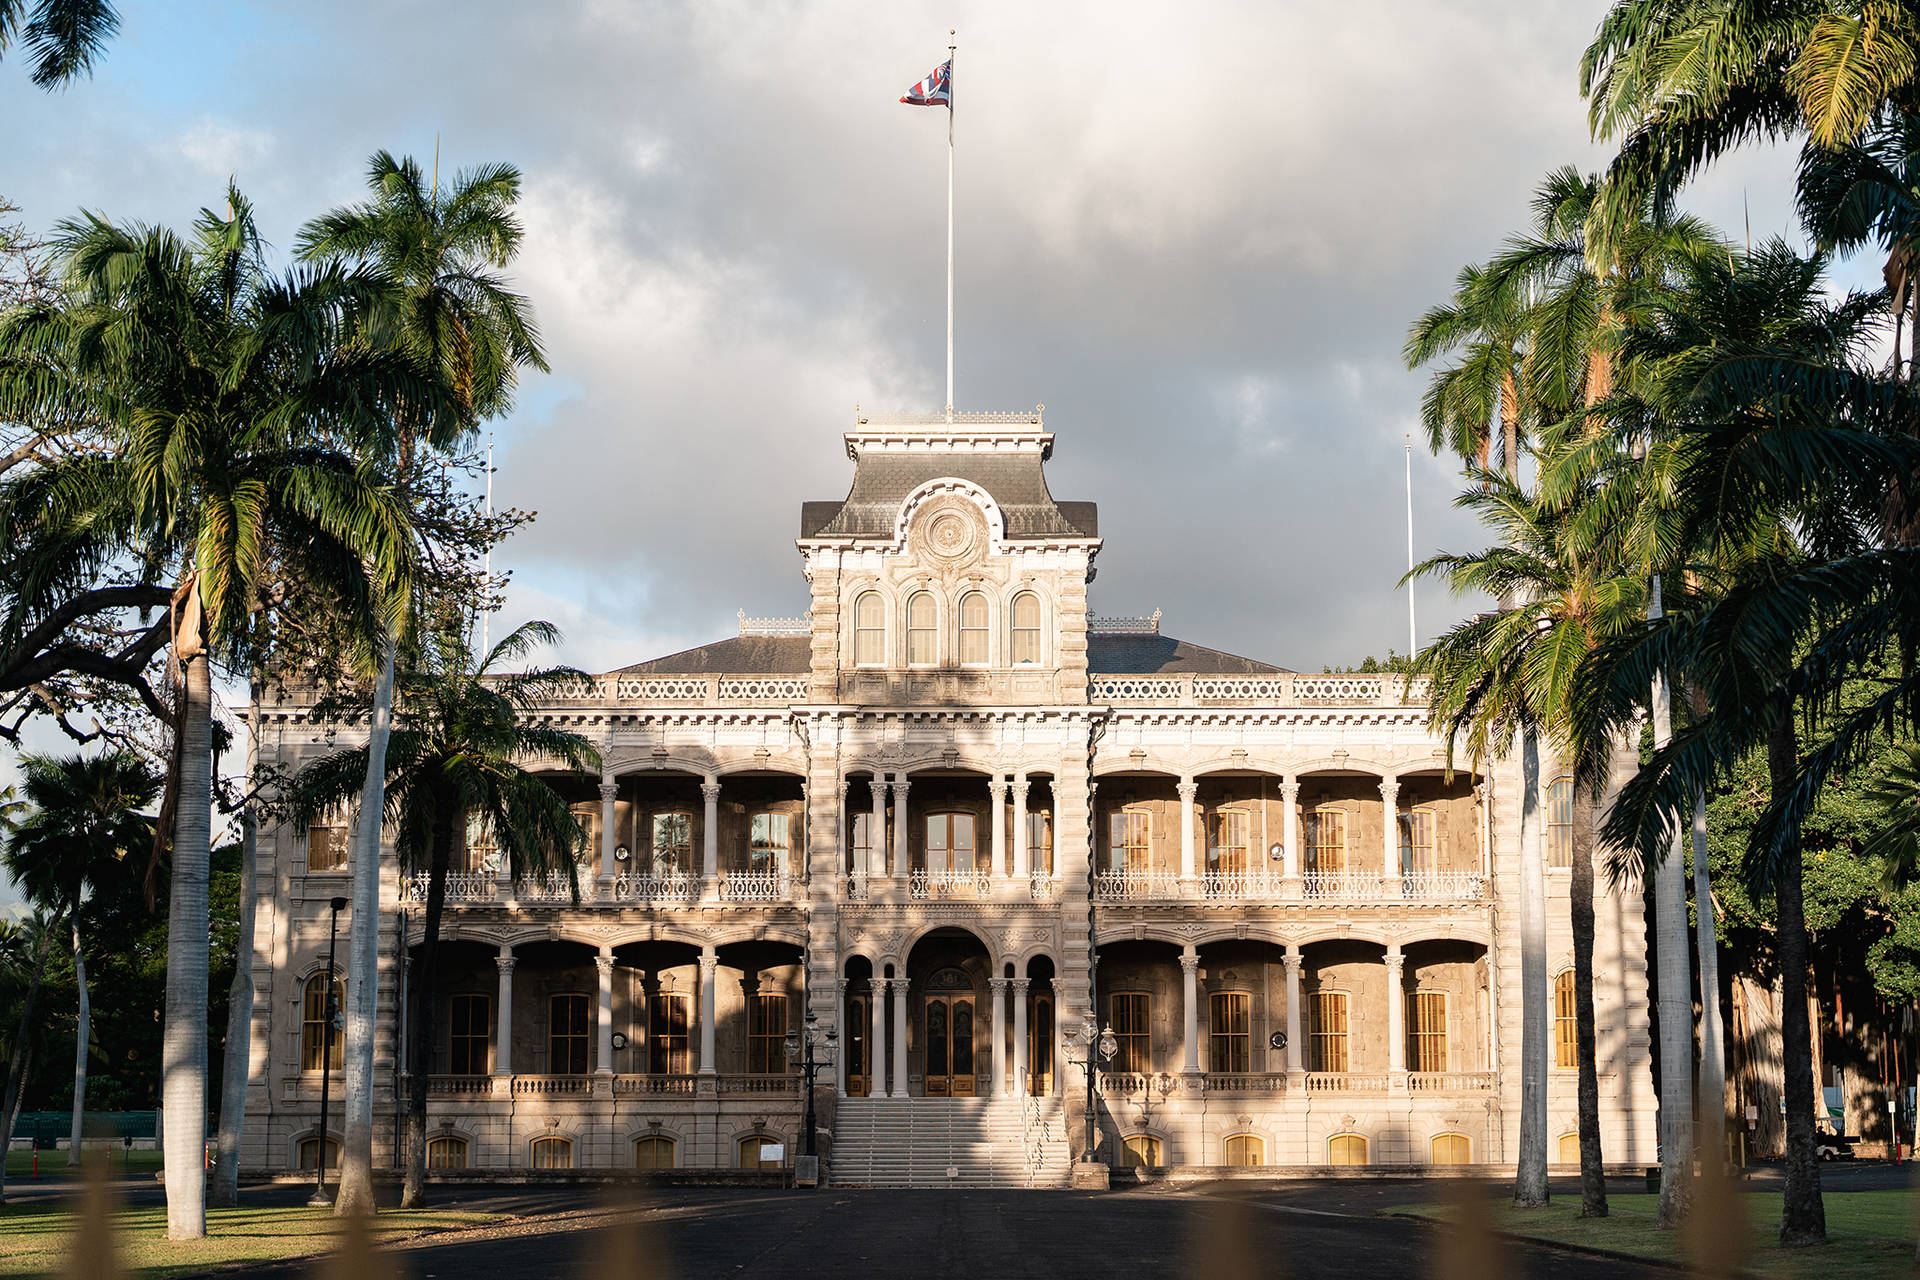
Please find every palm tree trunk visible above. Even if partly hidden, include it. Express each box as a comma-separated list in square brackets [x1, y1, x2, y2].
[65, 917, 88, 1167]
[1500, 371, 1521, 478]
[0, 915, 57, 1203]
[1569, 773, 1607, 1216]
[1648, 576, 1695, 1228]
[163, 636, 213, 1240]
[1691, 780, 1727, 1164]
[211, 678, 262, 1207]
[334, 631, 397, 1218]
[1514, 728, 1550, 1207]
[1768, 710, 1827, 1246]
[402, 799, 455, 1208]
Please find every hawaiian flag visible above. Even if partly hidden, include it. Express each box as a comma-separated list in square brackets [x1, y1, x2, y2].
[901, 59, 952, 108]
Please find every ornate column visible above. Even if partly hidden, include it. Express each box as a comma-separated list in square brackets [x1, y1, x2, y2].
[1180, 945, 1202, 1073]
[595, 947, 615, 1082]
[989, 777, 1008, 882]
[1177, 777, 1199, 886]
[1011, 776, 1031, 879]
[990, 978, 1009, 1097]
[1386, 943, 1407, 1089]
[890, 779, 911, 881]
[1380, 778, 1402, 894]
[870, 773, 888, 882]
[890, 977, 910, 1098]
[869, 977, 888, 1098]
[599, 773, 619, 883]
[701, 778, 721, 900]
[1283, 945, 1303, 1077]
[835, 977, 850, 1097]
[697, 945, 718, 1075]
[1011, 978, 1030, 1097]
[493, 945, 516, 1081]
[1280, 779, 1301, 883]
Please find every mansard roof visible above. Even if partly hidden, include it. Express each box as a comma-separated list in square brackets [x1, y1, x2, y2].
[611, 631, 1285, 676]
[798, 414, 1097, 541]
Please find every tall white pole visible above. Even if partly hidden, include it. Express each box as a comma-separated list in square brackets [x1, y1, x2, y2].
[1404, 434, 1416, 657]
[482, 434, 493, 654]
[946, 32, 955, 421]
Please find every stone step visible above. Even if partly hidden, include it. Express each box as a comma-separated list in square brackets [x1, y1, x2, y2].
[831, 1098, 1074, 1188]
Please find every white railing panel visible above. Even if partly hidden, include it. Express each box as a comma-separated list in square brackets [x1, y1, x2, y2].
[908, 870, 992, 901]
[1090, 870, 1180, 901]
[1200, 871, 1291, 901]
[612, 871, 698, 903]
[719, 870, 792, 902]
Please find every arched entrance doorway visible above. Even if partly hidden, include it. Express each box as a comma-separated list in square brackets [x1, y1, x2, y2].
[906, 928, 993, 1097]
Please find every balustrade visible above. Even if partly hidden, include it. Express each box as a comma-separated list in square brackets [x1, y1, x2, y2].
[1407, 1071, 1496, 1092]
[405, 871, 496, 904]
[908, 869, 992, 900]
[1028, 872, 1055, 901]
[1302, 1072, 1393, 1092]
[1202, 1073, 1288, 1093]
[612, 1074, 698, 1095]
[510, 1075, 593, 1096]
[719, 870, 792, 902]
[513, 871, 592, 904]
[1199, 870, 1291, 901]
[1090, 870, 1180, 901]
[611, 870, 699, 903]
[717, 1073, 799, 1095]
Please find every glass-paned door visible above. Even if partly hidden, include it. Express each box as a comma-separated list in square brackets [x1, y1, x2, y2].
[1210, 991, 1251, 1073]
[1398, 808, 1436, 876]
[1207, 810, 1250, 874]
[647, 993, 689, 1074]
[924, 994, 976, 1096]
[925, 812, 976, 876]
[846, 994, 869, 1095]
[448, 993, 490, 1075]
[549, 994, 590, 1074]
[1305, 809, 1347, 874]
[1408, 991, 1448, 1071]
[750, 813, 790, 875]
[1027, 810, 1053, 874]
[849, 811, 874, 878]
[651, 813, 692, 877]
[1109, 993, 1151, 1073]
[568, 802, 600, 873]
[1029, 994, 1054, 1095]
[1309, 991, 1350, 1073]
[1107, 810, 1150, 874]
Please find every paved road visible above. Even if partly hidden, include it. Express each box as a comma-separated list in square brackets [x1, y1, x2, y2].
[233, 1178, 1666, 1280]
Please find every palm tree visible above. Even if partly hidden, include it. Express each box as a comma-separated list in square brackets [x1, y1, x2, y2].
[1411, 470, 1647, 1216]
[294, 150, 547, 1216]
[0, 0, 119, 87]
[0, 909, 51, 1202]
[0, 751, 159, 1169]
[1405, 262, 1533, 476]
[0, 186, 447, 1238]
[1582, 240, 1907, 1246]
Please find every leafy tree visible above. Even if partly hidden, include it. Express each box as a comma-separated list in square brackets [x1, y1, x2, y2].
[287, 619, 596, 1207]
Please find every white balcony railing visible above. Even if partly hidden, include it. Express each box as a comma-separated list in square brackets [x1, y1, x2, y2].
[1400, 872, 1488, 901]
[845, 875, 872, 902]
[1203, 1072, 1288, 1093]
[404, 871, 497, 905]
[1090, 870, 1180, 901]
[1200, 871, 1291, 901]
[514, 871, 590, 904]
[1303, 1071, 1392, 1092]
[1301, 873, 1394, 900]
[611, 871, 698, 903]
[719, 870, 791, 903]
[1028, 872, 1055, 901]
[909, 869, 992, 900]
[1408, 1071, 1496, 1092]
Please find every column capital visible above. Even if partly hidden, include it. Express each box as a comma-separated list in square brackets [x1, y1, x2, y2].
[1279, 780, 1301, 800]
[496, 954, 517, 975]
[1010, 778, 1031, 796]
[700, 780, 722, 803]
[599, 780, 618, 801]
[1378, 778, 1400, 799]
[596, 955, 614, 977]
[699, 944, 718, 965]
[1011, 977, 1031, 993]
[1283, 946, 1302, 969]
[1178, 951, 1200, 974]
[989, 977, 1008, 993]
[989, 778, 1008, 799]
[1176, 778, 1198, 800]
[835, 976, 848, 993]
[891, 778, 911, 794]
[1384, 946, 1404, 972]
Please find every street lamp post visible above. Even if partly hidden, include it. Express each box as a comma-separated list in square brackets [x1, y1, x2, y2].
[784, 1011, 837, 1184]
[309, 895, 348, 1207]
[1068, 1013, 1118, 1166]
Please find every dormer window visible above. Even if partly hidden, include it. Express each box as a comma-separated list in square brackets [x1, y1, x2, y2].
[1010, 591, 1042, 664]
[854, 591, 885, 666]
[907, 591, 937, 665]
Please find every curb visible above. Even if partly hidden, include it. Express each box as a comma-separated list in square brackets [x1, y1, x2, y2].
[1382, 1209, 1705, 1275]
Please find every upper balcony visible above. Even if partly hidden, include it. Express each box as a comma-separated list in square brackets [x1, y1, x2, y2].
[1090, 671, 1429, 708]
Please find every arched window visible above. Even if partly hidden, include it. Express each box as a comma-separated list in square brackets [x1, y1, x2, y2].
[530, 1136, 573, 1169]
[907, 591, 937, 665]
[550, 993, 590, 1074]
[635, 1135, 676, 1169]
[297, 1136, 339, 1170]
[1547, 776, 1573, 868]
[301, 973, 345, 1073]
[426, 1136, 469, 1169]
[853, 591, 885, 666]
[1009, 592, 1042, 664]
[1224, 1134, 1265, 1167]
[1431, 1133, 1471, 1165]
[1557, 1132, 1582, 1165]
[739, 1134, 784, 1169]
[1121, 1134, 1162, 1168]
[1327, 1133, 1369, 1166]
[958, 591, 989, 665]
[1553, 970, 1578, 1069]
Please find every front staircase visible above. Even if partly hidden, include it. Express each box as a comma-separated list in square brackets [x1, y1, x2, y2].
[830, 1096, 1074, 1188]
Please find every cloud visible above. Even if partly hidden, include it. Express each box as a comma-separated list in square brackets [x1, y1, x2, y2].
[0, 0, 1832, 677]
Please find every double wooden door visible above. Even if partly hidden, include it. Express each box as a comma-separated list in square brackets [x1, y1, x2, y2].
[924, 994, 976, 1096]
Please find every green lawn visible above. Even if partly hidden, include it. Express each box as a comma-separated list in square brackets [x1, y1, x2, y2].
[3, 1150, 163, 1180]
[1394, 1191, 1919, 1280]
[0, 1203, 502, 1278]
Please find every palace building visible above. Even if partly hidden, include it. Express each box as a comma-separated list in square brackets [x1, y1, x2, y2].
[242, 409, 1657, 1185]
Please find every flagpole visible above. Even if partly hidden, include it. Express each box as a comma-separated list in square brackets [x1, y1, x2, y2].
[946, 30, 956, 421]
[1405, 433, 1416, 658]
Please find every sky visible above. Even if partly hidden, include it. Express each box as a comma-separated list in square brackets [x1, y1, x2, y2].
[0, 1, 1882, 903]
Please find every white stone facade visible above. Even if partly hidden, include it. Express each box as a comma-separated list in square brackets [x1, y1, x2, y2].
[241, 411, 1657, 1177]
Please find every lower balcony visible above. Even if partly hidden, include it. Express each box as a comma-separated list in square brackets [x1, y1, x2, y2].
[1089, 870, 1487, 904]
